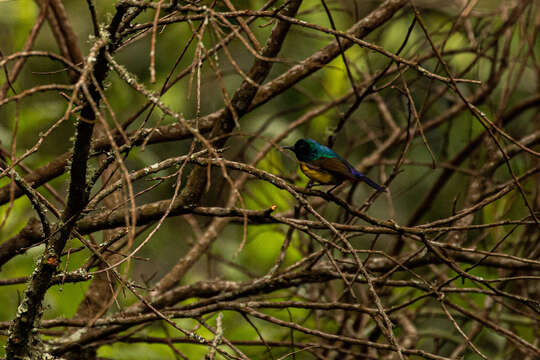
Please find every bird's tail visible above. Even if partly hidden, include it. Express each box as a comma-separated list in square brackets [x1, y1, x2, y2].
[351, 169, 385, 192]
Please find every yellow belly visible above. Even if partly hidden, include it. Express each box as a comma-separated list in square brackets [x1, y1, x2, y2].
[300, 163, 339, 184]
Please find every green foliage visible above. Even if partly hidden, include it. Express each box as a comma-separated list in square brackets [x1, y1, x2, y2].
[98, 341, 177, 360]
[1, 1, 539, 358]
[0, 0, 37, 50]
[239, 225, 302, 273]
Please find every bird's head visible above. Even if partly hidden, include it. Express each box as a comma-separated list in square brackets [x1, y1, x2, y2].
[283, 139, 318, 162]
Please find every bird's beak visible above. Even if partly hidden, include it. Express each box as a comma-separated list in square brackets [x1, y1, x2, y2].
[282, 145, 294, 151]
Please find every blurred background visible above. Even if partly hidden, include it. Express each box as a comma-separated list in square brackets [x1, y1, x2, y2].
[0, 0, 539, 359]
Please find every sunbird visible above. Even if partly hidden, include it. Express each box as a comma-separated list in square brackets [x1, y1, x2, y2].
[283, 138, 384, 192]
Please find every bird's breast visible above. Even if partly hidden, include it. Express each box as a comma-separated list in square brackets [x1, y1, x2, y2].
[300, 162, 340, 184]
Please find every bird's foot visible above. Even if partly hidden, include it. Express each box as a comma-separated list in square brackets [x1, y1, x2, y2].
[326, 183, 340, 195]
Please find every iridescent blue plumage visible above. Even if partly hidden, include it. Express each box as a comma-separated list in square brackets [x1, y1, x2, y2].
[284, 139, 384, 192]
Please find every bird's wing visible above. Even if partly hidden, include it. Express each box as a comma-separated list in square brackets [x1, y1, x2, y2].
[309, 157, 384, 191]
[310, 157, 356, 180]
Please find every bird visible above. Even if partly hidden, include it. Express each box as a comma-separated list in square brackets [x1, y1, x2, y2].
[283, 138, 384, 192]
